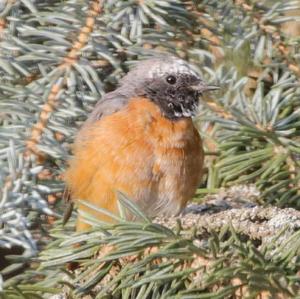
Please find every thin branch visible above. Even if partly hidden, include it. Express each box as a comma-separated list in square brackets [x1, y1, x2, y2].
[25, 0, 102, 158]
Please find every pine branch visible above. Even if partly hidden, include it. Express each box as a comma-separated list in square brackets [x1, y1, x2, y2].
[235, 0, 300, 76]
[25, 0, 102, 158]
[3, 199, 299, 298]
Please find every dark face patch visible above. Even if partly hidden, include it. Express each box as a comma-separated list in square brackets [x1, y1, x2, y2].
[143, 73, 203, 119]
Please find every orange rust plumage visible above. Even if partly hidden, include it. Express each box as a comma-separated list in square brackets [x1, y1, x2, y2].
[65, 57, 213, 231]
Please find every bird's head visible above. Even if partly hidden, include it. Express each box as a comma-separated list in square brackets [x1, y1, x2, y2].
[119, 56, 218, 119]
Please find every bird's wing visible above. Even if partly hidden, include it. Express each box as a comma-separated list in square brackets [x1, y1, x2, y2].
[85, 90, 130, 124]
[63, 90, 131, 224]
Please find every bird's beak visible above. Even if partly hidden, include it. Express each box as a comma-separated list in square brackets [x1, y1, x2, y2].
[203, 85, 220, 91]
[190, 83, 220, 93]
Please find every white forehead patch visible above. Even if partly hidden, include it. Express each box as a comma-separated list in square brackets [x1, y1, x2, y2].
[147, 58, 199, 79]
[120, 57, 201, 89]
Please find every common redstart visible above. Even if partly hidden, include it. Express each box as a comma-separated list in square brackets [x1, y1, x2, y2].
[65, 56, 217, 231]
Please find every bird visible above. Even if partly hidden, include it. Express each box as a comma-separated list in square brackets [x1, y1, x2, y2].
[64, 56, 218, 231]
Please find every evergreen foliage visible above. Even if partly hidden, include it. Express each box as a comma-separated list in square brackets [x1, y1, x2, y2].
[0, 0, 300, 297]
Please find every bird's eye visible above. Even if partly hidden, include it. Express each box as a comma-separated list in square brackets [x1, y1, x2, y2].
[166, 75, 176, 85]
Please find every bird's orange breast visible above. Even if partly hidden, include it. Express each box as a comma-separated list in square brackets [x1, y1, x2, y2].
[65, 97, 204, 230]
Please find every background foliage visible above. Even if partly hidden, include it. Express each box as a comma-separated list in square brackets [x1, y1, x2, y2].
[0, 0, 300, 297]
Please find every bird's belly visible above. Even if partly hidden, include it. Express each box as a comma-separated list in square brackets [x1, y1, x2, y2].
[137, 139, 203, 218]
[132, 104, 204, 217]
